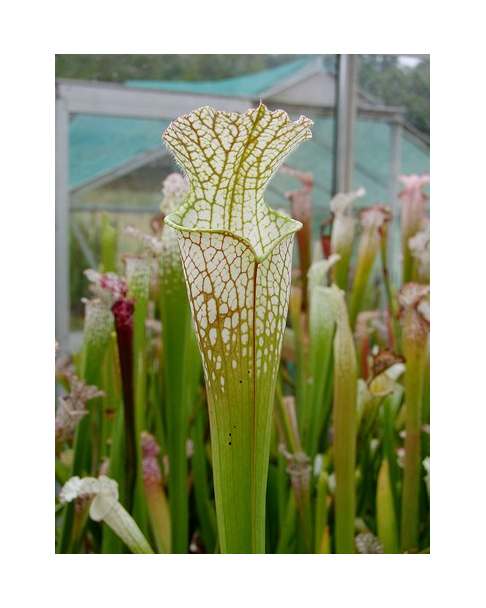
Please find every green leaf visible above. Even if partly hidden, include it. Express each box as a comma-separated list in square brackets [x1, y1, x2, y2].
[101, 212, 117, 273]
[376, 459, 399, 553]
[326, 284, 358, 554]
[159, 173, 201, 553]
[397, 282, 430, 552]
[304, 256, 339, 457]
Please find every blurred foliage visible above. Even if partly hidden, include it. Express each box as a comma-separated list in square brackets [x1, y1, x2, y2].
[55, 54, 304, 83]
[359, 55, 430, 136]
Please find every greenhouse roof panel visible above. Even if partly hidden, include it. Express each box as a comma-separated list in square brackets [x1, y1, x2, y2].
[68, 57, 429, 208]
[70, 114, 171, 189]
[69, 112, 429, 210]
[125, 57, 315, 97]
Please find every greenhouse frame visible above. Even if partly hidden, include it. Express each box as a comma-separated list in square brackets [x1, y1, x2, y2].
[55, 54, 429, 353]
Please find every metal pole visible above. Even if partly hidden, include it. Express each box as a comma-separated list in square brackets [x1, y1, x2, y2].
[333, 54, 358, 195]
[55, 93, 70, 356]
[388, 120, 403, 285]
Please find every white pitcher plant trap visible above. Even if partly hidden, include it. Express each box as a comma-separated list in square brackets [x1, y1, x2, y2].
[162, 103, 313, 553]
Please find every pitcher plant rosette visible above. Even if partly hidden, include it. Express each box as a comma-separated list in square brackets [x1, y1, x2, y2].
[162, 103, 313, 553]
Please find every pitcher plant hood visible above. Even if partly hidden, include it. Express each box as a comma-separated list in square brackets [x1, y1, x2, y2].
[163, 103, 312, 261]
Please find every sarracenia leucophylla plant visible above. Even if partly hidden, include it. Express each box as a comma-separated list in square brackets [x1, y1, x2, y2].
[326, 284, 358, 554]
[398, 173, 430, 284]
[57, 272, 116, 554]
[163, 103, 313, 553]
[397, 282, 430, 552]
[280, 165, 314, 311]
[60, 475, 154, 554]
[349, 204, 392, 328]
[329, 187, 365, 291]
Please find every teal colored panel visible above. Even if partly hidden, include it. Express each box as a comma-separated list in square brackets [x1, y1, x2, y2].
[354, 120, 430, 206]
[354, 120, 392, 205]
[69, 114, 170, 189]
[401, 136, 430, 179]
[401, 135, 430, 205]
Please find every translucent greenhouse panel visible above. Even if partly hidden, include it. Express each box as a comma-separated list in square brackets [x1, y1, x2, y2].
[68, 113, 181, 333]
[69, 114, 172, 191]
